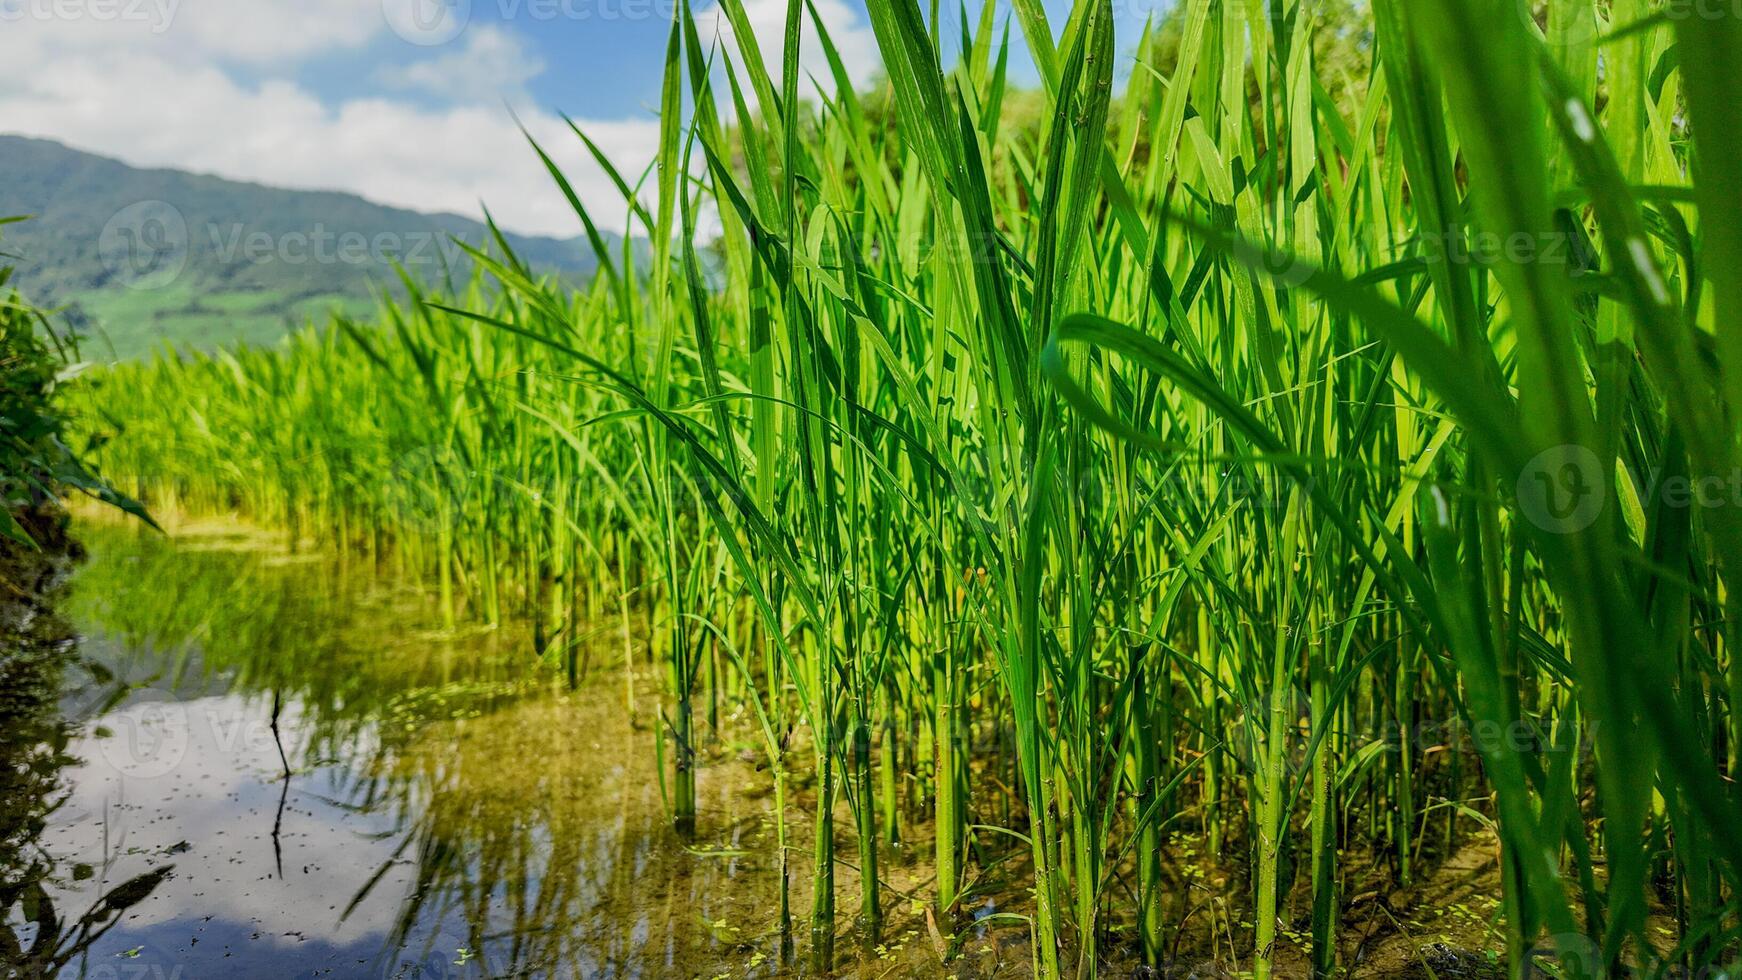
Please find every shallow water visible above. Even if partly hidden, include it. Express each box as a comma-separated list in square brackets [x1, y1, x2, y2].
[1, 520, 813, 979]
[1, 519, 1511, 980]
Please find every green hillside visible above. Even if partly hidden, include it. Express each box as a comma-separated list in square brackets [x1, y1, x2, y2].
[0, 135, 606, 359]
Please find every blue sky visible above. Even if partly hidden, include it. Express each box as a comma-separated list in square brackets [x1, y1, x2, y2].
[292, 2, 678, 117]
[0, 0, 1169, 236]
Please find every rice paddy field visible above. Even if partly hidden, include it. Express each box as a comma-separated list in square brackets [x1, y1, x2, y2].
[49, 0, 1742, 976]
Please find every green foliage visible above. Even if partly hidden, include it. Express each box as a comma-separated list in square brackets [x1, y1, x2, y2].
[0, 219, 152, 548]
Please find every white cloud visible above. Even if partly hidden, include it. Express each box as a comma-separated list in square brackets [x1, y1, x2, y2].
[0, 0, 386, 63]
[50, 695, 415, 954]
[697, 0, 882, 105]
[0, 4, 660, 237]
[376, 26, 547, 105]
[175, 0, 386, 63]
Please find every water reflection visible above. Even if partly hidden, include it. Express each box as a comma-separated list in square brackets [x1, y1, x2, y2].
[5, 520, 791, 979]
[0, 542, 172, 977]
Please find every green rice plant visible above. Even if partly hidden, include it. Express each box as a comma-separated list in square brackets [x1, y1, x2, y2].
[79, 0, 1742, 975]
[0, 216, 151, 549]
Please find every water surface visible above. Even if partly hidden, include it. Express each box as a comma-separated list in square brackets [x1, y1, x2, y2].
[2, 520, 1525, 980]
[2, 520, 794, 979]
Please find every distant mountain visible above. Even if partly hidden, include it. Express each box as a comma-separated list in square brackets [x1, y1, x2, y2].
[0, 135, 609, 359]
